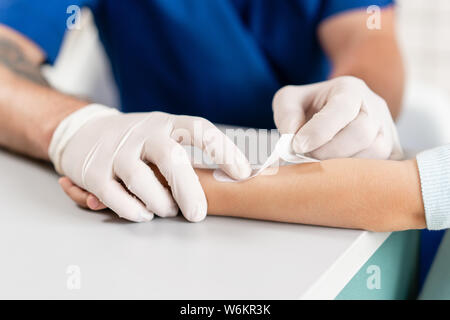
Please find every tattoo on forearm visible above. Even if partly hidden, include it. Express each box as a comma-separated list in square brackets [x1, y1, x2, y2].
[0, 37, 49, 86]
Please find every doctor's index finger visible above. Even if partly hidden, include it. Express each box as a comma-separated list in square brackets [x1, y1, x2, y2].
[171, 116, 251, 180]
[292, 92, 362, 154]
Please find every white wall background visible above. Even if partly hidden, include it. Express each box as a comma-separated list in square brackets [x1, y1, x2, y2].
[397, 0, 450, 94]
[395, 0, 450, 153]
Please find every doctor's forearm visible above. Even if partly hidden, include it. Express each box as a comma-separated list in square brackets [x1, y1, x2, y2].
[319, 8, 405, 118]
[0, 25, 87, 160]
[196, 159, 425, 232]
[330, 32, 405, 119]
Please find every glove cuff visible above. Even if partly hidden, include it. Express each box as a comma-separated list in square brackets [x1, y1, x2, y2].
[48, 104, 120, 174]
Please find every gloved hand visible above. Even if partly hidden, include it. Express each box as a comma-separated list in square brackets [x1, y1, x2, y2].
[272, 76, 403, 160]
[49, 104, 251, 222]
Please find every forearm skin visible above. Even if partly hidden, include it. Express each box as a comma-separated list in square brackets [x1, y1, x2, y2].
[196, 159, 425, 232]
[330, 33, 405, 119]
[0, 25, 88, 160]
[319, 8, 405, 119]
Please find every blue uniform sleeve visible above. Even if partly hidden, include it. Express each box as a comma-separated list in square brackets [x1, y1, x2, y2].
[0, 0, 99, 64]
[319, 0, 394, 22]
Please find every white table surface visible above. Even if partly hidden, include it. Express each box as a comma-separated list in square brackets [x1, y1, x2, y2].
[0, 149, 389, 299]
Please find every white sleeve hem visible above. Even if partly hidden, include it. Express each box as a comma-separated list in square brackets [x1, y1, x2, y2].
[417, 145, 450, 230]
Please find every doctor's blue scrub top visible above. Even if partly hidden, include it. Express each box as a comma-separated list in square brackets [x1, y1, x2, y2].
[1, 0, 392, 129]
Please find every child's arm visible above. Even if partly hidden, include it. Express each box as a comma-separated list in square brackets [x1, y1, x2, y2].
[195, 159, 425, 232]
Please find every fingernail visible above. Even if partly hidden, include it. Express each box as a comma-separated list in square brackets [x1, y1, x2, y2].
[294, 136, 309, 154]
[140, 210, 154, 222]
[189, 203, 207, 222]
[88, 197, 100, 210]
[58, 177, 68, 187]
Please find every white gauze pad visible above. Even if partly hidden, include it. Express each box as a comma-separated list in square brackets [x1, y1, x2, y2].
[213, 134, 319, 183]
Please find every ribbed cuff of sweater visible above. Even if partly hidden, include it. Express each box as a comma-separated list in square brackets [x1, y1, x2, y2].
[417, 145, 450, 230]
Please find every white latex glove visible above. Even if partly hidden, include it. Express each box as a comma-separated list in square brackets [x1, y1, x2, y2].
[49, 104, 251, 222]
[273, 76, 403, 160]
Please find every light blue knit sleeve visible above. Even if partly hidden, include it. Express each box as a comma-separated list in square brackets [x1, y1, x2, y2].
[417, 145, 450, 230]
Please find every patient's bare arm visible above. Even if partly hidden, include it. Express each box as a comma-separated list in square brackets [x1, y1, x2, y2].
[195, 159, 425, 232]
